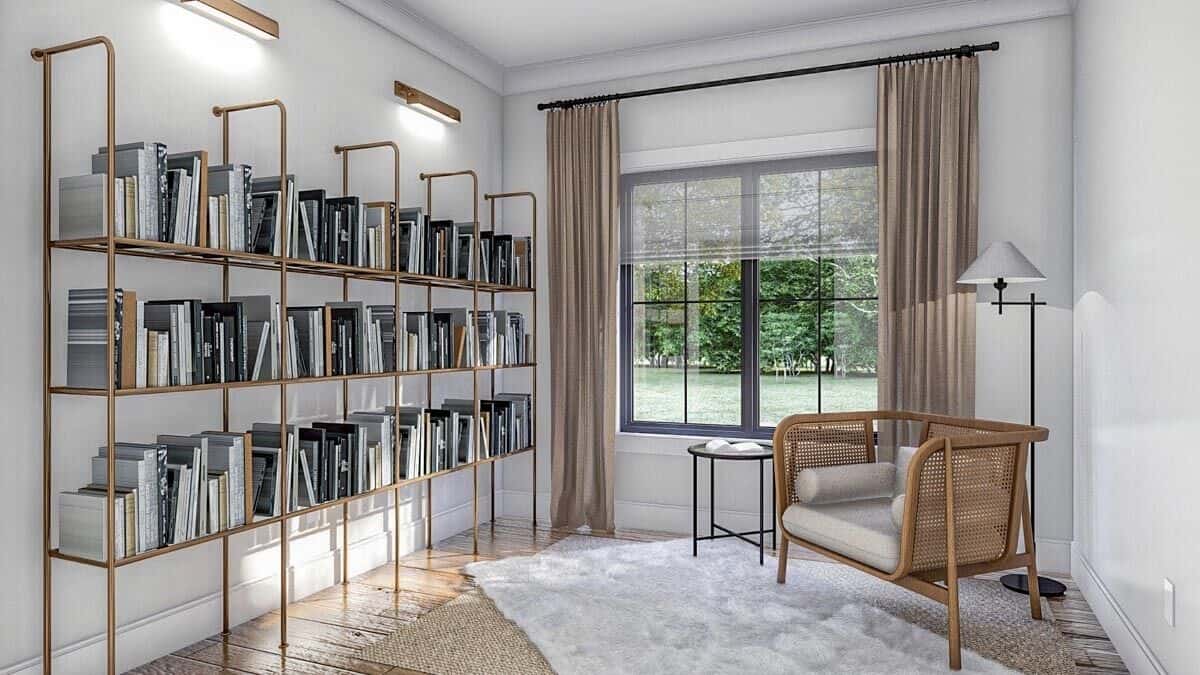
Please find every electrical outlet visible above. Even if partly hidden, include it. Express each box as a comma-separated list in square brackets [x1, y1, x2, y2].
[1164, 578, 1175, 627]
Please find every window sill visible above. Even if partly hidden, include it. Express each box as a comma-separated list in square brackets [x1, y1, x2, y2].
[616, 429, 772, 457]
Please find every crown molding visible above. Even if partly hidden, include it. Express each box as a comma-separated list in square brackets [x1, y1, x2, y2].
[502, 0, 1072, 95]
[334, 0, 505, 92]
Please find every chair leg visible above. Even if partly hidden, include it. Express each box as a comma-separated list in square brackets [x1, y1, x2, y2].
[947, 572, 962, 671]
[776, 537, 789, 584]
[1021, 490, 1044, 620]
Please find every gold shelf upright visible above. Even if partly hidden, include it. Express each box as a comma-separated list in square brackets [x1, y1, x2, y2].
[211, 98, 290, 648]
[332, 140, 404, 592]
[33, 35, 117, 675]
[482, 191, 539, 530]
[419, 170, 480, 554]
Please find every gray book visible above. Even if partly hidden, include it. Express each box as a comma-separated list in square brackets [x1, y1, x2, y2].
[67, 288, 124, 389]
[198, 431, 247, 528]
[209, 164, 252, 251]
[89, 456, 150, 554]
[58, 487, 111, 557]
[58, 174, 109, 240]
[100, 442, 168, 548]
[93, 142, 165, 241]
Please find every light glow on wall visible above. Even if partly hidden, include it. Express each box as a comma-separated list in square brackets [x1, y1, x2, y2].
[159, 3, 263, 71]
[398, 105, 446, 142]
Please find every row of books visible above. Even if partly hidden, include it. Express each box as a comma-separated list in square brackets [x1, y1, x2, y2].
[480, 232, 533, 287]
[57, 395, 532, 562]
[56, 143, 533, 284]
[66, 288, 531, 389]
[66, 289, 277, 389]
[59, 431, 249, 561]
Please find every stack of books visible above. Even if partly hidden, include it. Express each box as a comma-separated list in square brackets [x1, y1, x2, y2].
[58, 432, 248, 561]
[480, 233, 533, 287]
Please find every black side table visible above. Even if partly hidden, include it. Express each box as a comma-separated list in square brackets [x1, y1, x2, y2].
[688, 442, 775, 565]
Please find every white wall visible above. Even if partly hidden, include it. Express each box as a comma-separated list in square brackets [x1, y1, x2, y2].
[501, 17, 1075, 571]
[0, 0, 502, 672]
[1073, 1, 1200, 672]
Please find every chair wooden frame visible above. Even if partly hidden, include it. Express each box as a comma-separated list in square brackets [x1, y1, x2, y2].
[772, 410, 1049, 670]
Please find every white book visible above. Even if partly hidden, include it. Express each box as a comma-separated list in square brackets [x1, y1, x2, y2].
[114, 177, 125, 237]
[704, 439, 763, 453]
[207, 196, 219, 249]
[207, 477, 220, 534]
[174, 171, 192, 242]
[297, 449, 316, 507]
[251, 322, 270, 381]
[157, 332, 169, 386]
[136, 301, 147, 388]
[174, 465, 191, 544]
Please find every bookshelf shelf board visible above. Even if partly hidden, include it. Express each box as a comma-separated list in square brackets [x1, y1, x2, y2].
[48, 237, 531, 290]
[48, 364, 538, 398]
[46, 445, 536, 570]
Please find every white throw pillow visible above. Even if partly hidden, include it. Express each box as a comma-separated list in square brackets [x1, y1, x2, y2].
[795, 462, 896, 505]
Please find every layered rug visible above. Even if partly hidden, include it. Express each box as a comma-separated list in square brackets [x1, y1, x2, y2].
[361, 536, 1076, 674]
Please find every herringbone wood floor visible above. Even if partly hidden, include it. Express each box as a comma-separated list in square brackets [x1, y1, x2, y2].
[131, 519, 1127, 674]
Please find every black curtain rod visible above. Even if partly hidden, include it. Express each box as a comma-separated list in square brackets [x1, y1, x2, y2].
[536, 41, 999, 111]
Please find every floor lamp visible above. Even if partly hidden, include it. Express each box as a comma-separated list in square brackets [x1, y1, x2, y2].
[958, 241, 1067, 598]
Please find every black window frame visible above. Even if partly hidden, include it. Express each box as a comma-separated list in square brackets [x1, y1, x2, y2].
[619, 152, 877, 438]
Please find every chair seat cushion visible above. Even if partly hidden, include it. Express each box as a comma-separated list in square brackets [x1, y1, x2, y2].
[782, 498, 901, 573]
[795, 462, 896, 505]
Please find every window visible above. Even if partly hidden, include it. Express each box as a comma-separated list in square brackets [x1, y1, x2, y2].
[620, 154, 878, 437]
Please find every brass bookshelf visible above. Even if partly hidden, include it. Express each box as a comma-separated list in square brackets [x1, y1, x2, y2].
[35, 36, 539, 675]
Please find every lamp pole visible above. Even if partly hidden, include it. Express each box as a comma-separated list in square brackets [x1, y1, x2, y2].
[992, 287, 1066, 598]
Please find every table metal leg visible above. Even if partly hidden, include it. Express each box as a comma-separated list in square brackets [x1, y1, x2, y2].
[692, 454, 697, 557]
[771, 459, 776, 550]
[759, 458, 765, 565]
[709, 457, 715, 537]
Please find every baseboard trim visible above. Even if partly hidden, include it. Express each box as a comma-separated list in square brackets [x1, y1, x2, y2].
[1071, 545, 1167, 675]
[1035, 537, 1072, 575]
[3, 497, 481, 675]
[498, 488, 771, 536]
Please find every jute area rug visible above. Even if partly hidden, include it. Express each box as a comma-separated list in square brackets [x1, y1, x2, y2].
[360, 536, 1076, 674]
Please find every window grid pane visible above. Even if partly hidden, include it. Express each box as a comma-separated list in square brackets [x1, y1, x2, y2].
[622, 155, 878, 434]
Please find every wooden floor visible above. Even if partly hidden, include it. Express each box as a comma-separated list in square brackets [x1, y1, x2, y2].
[132, 519, 1127, 674]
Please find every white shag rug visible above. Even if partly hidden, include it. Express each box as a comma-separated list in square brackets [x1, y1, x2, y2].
[465, 536, 1028, 675]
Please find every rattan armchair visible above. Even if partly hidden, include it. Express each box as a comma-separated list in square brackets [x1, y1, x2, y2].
[772, 411, 1049, 671]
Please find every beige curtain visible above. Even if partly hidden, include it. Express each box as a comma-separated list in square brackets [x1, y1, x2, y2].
[877, 57, 979, 417]
[546, 102, 619, 531]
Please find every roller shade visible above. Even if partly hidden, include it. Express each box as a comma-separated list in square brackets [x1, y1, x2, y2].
[621, 153, 877, 264]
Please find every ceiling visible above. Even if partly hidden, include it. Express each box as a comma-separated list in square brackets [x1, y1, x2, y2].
[343, 0, 1073, 93]
[386, 0, 945, 68]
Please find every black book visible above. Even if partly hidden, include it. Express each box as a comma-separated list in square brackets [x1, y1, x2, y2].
[250, 191, 280, 255]
[312, 422, 356, 498]
[325, 197, 361, 265]
[202, 301, 247, 382]
[202, 315, 216, 384]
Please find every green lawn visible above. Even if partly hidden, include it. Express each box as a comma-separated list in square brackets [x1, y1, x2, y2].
[632, 367, 877, 427]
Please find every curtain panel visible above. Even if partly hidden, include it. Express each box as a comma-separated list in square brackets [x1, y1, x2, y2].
[546, 102, 620, 531]
[877, 56, 980, 417]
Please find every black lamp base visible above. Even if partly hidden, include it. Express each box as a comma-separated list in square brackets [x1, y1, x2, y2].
[1000, 572, 1067, 597]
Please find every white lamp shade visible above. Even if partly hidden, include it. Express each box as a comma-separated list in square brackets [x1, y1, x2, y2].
[957, 241, 1046, 284]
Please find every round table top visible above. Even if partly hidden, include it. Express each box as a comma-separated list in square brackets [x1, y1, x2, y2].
[687, 441, 774, 460]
